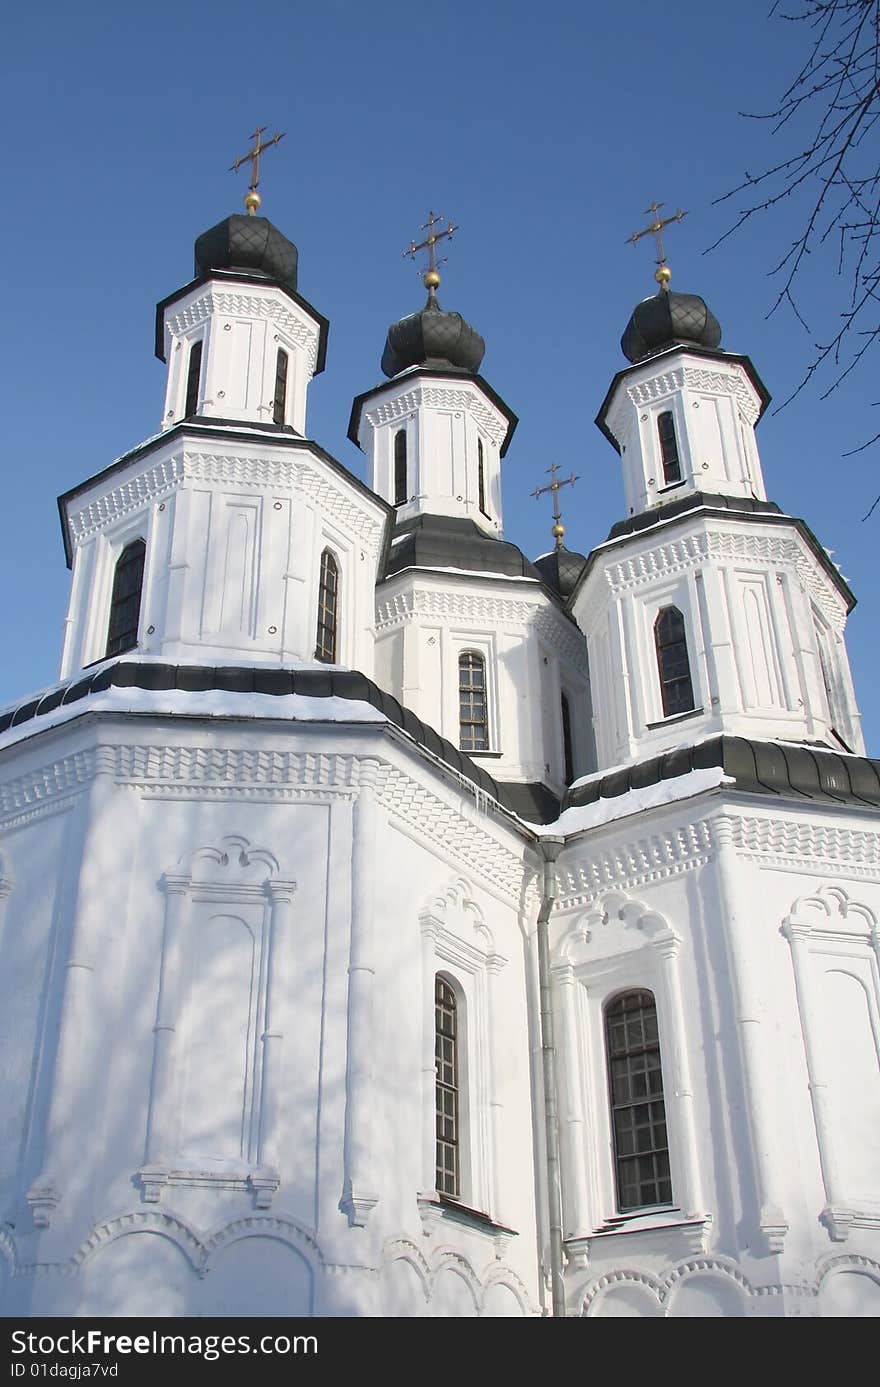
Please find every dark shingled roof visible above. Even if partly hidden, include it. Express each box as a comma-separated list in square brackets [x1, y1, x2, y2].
[382, 295, 485, 377]
[0, 661, 562, 826]
[194, 215, 299, 295]
[383, 514, 544, 582]
[621, 289, 722, 363]
[563, 735, 880, 814]
[534, 546, 589, 600]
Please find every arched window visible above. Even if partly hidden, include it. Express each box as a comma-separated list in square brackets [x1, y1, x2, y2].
[657, 411, 681, 485]
[459, 651, 489, 751]
[605, 990, 672, 1212]
[561, 692, 574, 784]
[435, 975, 460, 1198]
[105, 539, 146, 657]
[393, 429, 407, 506]
[654, 606, 695, 717]
[184, 339, 203, 417]
[315, 549, 339, 663]
[477, 437, 488, 516]
[272, 347, 289, 425]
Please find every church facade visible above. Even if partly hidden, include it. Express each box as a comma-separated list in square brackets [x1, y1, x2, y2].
[0, 204, 879, 1318]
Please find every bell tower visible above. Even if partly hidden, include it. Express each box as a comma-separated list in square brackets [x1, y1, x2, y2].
[571, 222, 863, 768]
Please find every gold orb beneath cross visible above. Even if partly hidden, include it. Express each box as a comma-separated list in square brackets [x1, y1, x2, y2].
[245, 190, 262, 214]
[655, 264, 672, 287]
[552, 522, 565, 540]
[423, 269, 441, 290]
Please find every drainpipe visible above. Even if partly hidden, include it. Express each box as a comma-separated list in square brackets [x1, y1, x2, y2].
[536, 835, 565, 1317]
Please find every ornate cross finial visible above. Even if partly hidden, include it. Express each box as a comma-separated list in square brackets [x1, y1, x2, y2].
[403, 210, 459, 299]
[627, 201, 688, 291]
[229, 126, 286, 216]
[532, 463, 579, 551]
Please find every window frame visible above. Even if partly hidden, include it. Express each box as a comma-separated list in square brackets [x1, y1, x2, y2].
[315, 547, 340, 664]
[458, 649, 490, 752]
[435, 973, 461, 1199]
[272, 346, 289, 426]
[105, 537, 147, 658]
[604, 988, 673, 1214]
[392, 428, 408, 507]
[653, 604, 696, 719]
[184, 338, 203, 418]
[477, 436, 489, 518]
[656, 409, 681, 486]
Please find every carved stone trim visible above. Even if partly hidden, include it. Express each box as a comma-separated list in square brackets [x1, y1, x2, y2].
[364, 382, 508, 449]
[164, 289, 320, 373]
[376, 586, 588, 673]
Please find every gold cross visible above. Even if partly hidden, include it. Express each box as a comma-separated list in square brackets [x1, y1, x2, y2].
[229, 126, 286, 215]
[532, 463, 579, 550]
[627, 201, 687, 291]
[403, 210, 459, 297]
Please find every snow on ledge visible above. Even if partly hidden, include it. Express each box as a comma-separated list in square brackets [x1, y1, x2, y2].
[528, 765, 734, 836]
[0, 686, 388, 753]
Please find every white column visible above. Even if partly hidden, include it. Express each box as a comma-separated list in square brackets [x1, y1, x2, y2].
[341, 767, 380, 1225]
[485, 954, 505, 1223]
[258, 878, 298, 1171]
[782, 917, 849, 1236]
[419, 919, 439, 1199]
[554, 963, 591, 1238]
[652, 930, 704, 1218]
[144, 873, 191, 1169]
[28, 758, 118, 1225]
[712, 817, 788, 1254]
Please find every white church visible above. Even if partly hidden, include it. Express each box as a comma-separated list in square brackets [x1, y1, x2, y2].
[0, 189, 879, 1319]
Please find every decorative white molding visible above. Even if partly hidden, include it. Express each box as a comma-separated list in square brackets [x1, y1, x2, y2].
[555, 820, 714, 909]
[0, 751, 97, 818]
[164, 289, 321, 374]
[67, 456, 184, 545]
[375, 586, 588, 673]
[66, 449, 385, 559]
[364, 383, 508, 450]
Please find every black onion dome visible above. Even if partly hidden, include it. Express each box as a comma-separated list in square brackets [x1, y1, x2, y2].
[381, 296, 485, 378]
[194, 215, 298, 295]
[621, 289, 721, 363]
[534, 546, 589, 600]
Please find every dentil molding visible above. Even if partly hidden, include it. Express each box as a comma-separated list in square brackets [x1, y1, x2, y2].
[164, 289, 321, 374]
[364, 383, 508, 450]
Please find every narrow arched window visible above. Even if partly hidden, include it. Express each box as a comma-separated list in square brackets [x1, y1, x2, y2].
[605, 990, 672, 1212]
[184, 339, 203, 417]
[435, 975, 460, 1198]
[654, 606, 695, 717]
[459, 652, 489, 751]
[315, 549, 339, 663]
[393, 429, 407, 506]
[105, 539, 146, 657]
[561, 692, 574, 784]
[272, 348, 289, 425]
[477, 437, 488, 516]
[657, 411, 681, 485]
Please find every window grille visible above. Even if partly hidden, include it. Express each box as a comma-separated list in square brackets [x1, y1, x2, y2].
[315, 549, 339, 663]
[654, 606, 695, 717]
[561, 692, 574, 784]
[184, 340, 203, 417]
[435, 975, 460, 1198]
[272, 348, 288, 425]
[459, 652, 489, 751]
[105, 540, 146, 657]
[394, 430, 407, 506]
[605, 990, 672, 1212]
[478, 437, 488, 516]
[657, 411, 681, 485]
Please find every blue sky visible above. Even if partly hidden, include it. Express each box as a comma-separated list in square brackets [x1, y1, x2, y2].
[3, 1, 877, 747]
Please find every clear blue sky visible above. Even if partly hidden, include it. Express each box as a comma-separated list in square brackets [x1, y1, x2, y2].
[3, 1, 877, 748]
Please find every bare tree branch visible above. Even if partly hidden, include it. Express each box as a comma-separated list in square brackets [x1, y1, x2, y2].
[707, 1, 880, 512]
